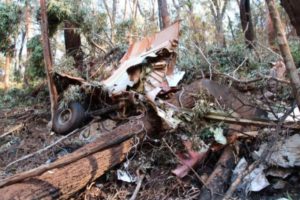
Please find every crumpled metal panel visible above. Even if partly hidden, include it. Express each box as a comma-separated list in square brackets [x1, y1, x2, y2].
[120, 21, 180, 63]
[102, 22, 181, 95]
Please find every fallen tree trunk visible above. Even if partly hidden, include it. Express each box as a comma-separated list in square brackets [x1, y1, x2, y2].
[0, 114, 161, 200]
[198, 146, 236, 200]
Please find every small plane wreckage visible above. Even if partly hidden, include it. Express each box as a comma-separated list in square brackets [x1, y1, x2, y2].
[53, 21, 185, 134]
[2, 22, 300, 200]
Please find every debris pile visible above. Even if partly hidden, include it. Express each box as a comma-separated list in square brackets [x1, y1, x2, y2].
[1, 22, 300, 200]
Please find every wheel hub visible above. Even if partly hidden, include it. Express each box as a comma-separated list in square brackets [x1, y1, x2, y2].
[58, 109, 72, 124]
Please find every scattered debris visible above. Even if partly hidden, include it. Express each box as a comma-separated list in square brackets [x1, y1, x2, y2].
[117, 170, 137, 183]
[254, 134, 300, 168]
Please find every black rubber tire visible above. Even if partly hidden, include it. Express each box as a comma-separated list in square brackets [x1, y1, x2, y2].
[53, 102, 86, 135]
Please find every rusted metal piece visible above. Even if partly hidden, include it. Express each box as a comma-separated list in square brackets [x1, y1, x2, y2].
[101, 21, 182, 97]
[55, 22, 183, 103]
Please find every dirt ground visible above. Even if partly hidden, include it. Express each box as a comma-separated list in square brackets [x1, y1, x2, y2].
[1, 80, 300, 200]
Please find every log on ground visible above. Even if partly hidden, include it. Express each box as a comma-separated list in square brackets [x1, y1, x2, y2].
[0, 113, 160, 200]
[198, 146, 236, 200]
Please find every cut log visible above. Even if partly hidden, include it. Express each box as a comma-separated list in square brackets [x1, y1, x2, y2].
[0, 113, 161, 200]
[198, 146, 236, 200]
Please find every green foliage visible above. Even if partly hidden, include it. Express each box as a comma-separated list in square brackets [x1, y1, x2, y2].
[81, 12, 107, 46]
[26, 35, 45, 80]
[59, 85, 85, 109]
[47, 0, 74, 36]
[0, 83, 48, 109]
[53, 56, 80, 77]
[0, 3, 21, 54]
[115, 20, 134, 45]
[47, 0, 107, 37]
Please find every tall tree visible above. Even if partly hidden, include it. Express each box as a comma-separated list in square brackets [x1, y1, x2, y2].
[280, 0, 300, 36]
[64, 21, 83, 70]
[40, 0, 58, 124]
[3, 0, 10, 90]
[23, 0, 32, 85]
[209, 0, 229, 47]
[239, 0, 256, 48]
[103, 0, 117, 43]
[158, 0, 170, 30]
[4, 50, 11, 90]
[266, 0, 300, 109]
[25, 0, 32, 41]
[267, 11, 276, 49]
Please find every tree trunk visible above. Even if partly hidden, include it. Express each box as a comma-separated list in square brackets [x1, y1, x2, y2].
[280, 0, 300, 36]
[209, 0, 228, 47]
[267, 12, 277, 49]
[228, 16, 236, 40]
[239, 0, 256, 48]
[215, 18, 226, 47]
[64, 21, 83, 70]
[25, 0, 32, 41]
[40, 0, 58, 124]
[4, 55, 11, 91]
[103, 0, 117, 43]
[266, 0, 300, 110]
[158, 0, 171, 30]
[23, 0, 32, 85]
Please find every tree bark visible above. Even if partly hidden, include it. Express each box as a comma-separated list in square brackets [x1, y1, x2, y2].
[280, 0, 300, 36]
[64, 21, 83, 70]
[0, 112, 161, 199]
[4, 54, 11, 91]
[25, 0, 32, 41]
[198, 146, 235, 200]
[266, 0, 300, 110]
[209, 0, 228, 47]
[267, 11, 277, 49]
[158, 0, 171, 30]
[239, 0, 256, 48]
[103, 0, 117, 43]
[40, 0, 58, 124]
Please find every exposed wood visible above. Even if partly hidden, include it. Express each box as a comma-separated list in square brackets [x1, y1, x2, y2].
[266, 0, 300, 110]
[0, 140, 133, 200]
[0, 113, 161, 199]
[40, 0, 58, 124]
[198, 146, 236, 200]
[205, 112, 300, 130]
